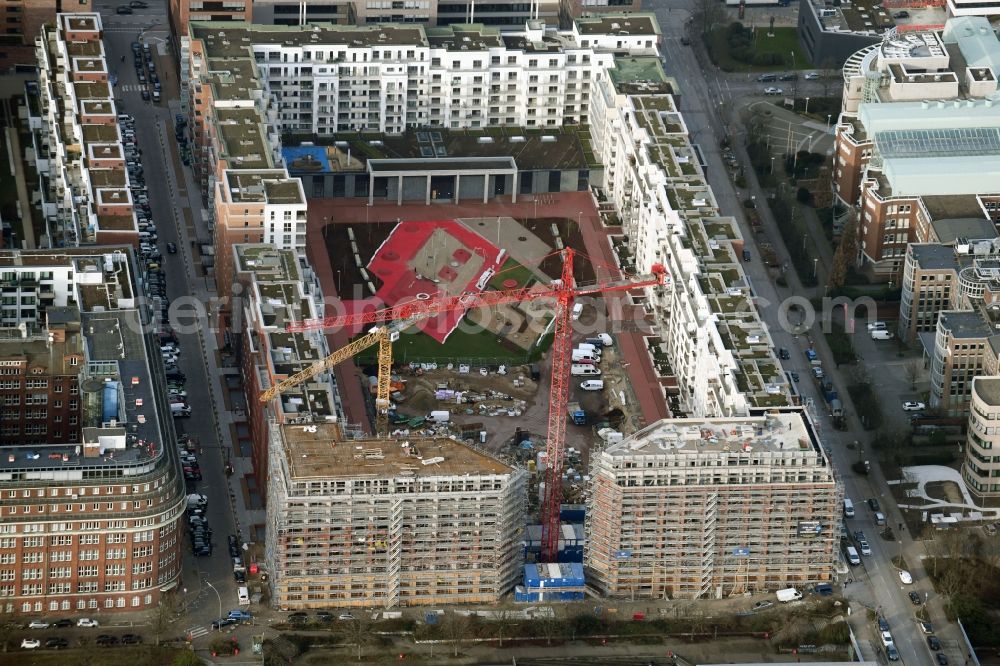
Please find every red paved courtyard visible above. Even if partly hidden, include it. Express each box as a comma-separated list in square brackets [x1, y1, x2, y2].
[305, 193, 670, 431]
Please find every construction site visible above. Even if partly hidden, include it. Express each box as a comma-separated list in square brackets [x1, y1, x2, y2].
[252, 201, 844, 608]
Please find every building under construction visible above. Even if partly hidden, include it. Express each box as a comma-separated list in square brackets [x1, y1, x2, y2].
[585, 409, 841, 600]
[264, 422, 527, 609]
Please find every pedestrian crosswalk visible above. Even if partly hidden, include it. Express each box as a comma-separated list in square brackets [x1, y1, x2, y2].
[187, 624, 210, 639]
[118, 85, 147, 93]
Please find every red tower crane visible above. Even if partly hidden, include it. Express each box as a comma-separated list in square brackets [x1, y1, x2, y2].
[286, 248, 668, 562]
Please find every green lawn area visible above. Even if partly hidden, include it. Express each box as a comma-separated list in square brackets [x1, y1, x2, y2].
[489, 258, 536, 290]
[706, 26, 807, 72]
[355, 325, 544, 364]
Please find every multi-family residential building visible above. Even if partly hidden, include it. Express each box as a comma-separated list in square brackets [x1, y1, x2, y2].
[833, 17, 1000, 278]
[965, 376, 1000, 499]
[214, 170, 307, 299]
[264, 421, 526, 608]
[168, 0, 251, 42]
[585, 410, 840, 599]
[588, 49, 792, 417]
[0, 0, 56, 72]
[185, 16, 658, 138]
[248, 0, 564, 29]
[31, 13, 140, 249]
[0, 248, 185, 614]
[231, 244, 348, 499]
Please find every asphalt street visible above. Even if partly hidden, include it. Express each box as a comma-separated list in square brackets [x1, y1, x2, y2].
[98, 5, 245, 642]
[646, 1, 950, 664]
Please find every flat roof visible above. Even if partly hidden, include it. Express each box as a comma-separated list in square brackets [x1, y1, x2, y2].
[235, 245, 301, 282]
[609, 56, 670, 94]
[191, 21, 429, 58]
[280, 423, 513, 479]
[973, 376, 1000, 407]
[426, 24, 503, 50]
[224, 170, 304, 204]
[938, 310, 990, 338]
[910, 244, 959, 271]
[922, 194, 989, 221]
[575, 13, 660, 36]
[604, 410, 822, 459]
[929, 217, 997, 242]
[883, 155, 1000, 197]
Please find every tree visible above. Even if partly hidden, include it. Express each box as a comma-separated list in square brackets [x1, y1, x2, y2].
[342, 616, 374, 661]
[691, 0, 727, 37]
[491, 604, 518, 648]
[150, 593, 179, 646]
[0, 603, 15, 653]
[827, 214, 858, 291]
[440, 611, 470, 657]
[904, 359, 922, 390]
[535, 613, 562, 646]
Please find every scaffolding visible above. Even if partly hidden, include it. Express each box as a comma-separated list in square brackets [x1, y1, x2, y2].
[585, 412, 841, 600]
[264, 422, 527, 609]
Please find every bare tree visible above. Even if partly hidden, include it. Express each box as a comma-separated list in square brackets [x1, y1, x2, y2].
[150, 593, 179, 646]
[491, 604, 519, 648]
[904, 359, 922, 390]
[691, 0, 728, 37]
[535, 613, 562, 646]
[440, 611, 471, 657]
[342, 616, 374, 661]
[0, 603, 15, 653]
[827, 215, 858, 291]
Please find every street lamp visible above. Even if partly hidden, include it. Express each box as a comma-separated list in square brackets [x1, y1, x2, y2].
[827, 114, 832, 131]
[789, 50, 795, 69]
[204, 580, 222, 627]
[804, 97, 810, 115]
[365, 202, 371, 225]
[813, 258, 819, 279]
[770, 156, 775, 174]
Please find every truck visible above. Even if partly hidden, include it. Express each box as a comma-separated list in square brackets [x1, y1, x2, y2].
[830, 398, 844, 419]
[776, 588, 803, 603]
[567, 402, 586, 426]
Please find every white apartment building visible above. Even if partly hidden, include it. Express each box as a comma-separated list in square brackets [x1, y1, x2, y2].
[946, 0, 1000, 17]
[586, 410, 841, 599]
[187, 15, 659, 136]
[589, 64, 788, 417]
[32, 14, 139, 249]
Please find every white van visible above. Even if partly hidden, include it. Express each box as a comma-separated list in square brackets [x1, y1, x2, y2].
[845, 546, 861, 565]
[171, 403, 191, 417]
[843, 498, 855, 518]
[580, 380, 604, 391]
[871, 330, 893, 340]
[426, 410, 450, 424]
[570, 364, 601, 376]
[576, 343, 600, 355]
[237, 586, 250, 606]
[571, 350, 599, 364]
[867, 321, 886, 331]
[571, 303, 584, 320]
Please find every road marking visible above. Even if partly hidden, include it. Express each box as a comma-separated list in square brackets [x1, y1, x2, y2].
[187, 624, 209, 639]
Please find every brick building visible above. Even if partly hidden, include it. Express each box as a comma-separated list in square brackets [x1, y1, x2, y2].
[0, 248, 185, 615]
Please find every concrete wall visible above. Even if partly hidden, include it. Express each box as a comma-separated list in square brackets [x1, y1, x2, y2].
[797, 0, 881, 67]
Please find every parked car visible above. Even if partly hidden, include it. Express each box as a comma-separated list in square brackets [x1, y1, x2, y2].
[338, 613, 356, 621]
[27, 620, 49, 629]
[45, 637, 69, 649]
[167, 242, 177, 254]
[804, 72, 820, 80]
[116, 6, 133, 14]
[867, 498, 881, 512]
[899, 570, 913, 584]
[122, 633, 143, 644]
[78, 618, 99, 627]
[20, 638, 40, 649]
[893, 10, 910, 18]
[903, 401, 926, 411]
[129, 0, 148, 7]
[288, 612, 308, 624]
[212, 617, 238, 629]
[937, 654, 949, 665]
[756, 73, 777, 82]
[316, 611, 334, 622]
[927, 636, 941, 651]
[763, 87, 784, 95]
[96, 635, 119, 646]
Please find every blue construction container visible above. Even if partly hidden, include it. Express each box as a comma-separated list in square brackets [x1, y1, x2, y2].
[560, 504, 586, 523]
[515, 563, 586, 602]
